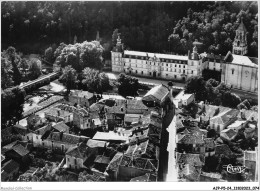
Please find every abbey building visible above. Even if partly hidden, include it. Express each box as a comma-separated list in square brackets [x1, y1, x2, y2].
[111, 21, 258, 94]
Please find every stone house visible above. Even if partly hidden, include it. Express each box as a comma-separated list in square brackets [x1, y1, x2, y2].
[44, 108, 73, 123]
[65, 142, 98, 170]
[209, 109, 239, 133]
[32, 124, 52, 148]
[69, 90, 95, 107]
[42, 132, 89, 153]
[4, 144, 30, 164]
[177, 128, 205, 154]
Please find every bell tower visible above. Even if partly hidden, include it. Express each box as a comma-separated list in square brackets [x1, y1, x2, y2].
[233, 18, 248, 55]
[111, 33, 124, 72]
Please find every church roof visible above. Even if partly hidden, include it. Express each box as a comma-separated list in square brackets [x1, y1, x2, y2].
[124, 50, 188, 61]
[224, 51, 258, 68]
[237, 20, 247, 32]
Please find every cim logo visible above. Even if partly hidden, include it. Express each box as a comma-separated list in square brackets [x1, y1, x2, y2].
[223, 164, 246, 174]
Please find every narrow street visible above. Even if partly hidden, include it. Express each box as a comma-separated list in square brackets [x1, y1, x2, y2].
[158, 106, 174, 181]
[166, 88, 178, 181]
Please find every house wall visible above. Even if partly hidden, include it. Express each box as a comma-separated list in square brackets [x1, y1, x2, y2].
[42, 139, 76, 153]
[33, 133, 43, 147]
[45, 114, 63, 122]
[182, 94, 194, 106]
[73, 113, 92, 130]
[210, 117, 237, 133]
[69, 95, 94, 108]
[222, 63, 258, 93]
[111, 51, 207, 82]
[65, 155, 84, 169]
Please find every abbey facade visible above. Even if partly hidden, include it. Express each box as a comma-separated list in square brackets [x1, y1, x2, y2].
[111, 21, 258, 94]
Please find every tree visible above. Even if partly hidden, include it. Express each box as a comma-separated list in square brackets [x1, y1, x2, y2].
[81, 67, 111, 95]
[59, 65, 78, 94]
[19, 58, 30, 75]
[117, 73, 139, 97]
[55, 40, 104, 71]
[221, 92, 241, 108]
[44, 47, 54, 63]
[185, 76, 207, 101]
[29, 59, 43, 80]
[1, 57, 14, 89]
[5, 46, 22, 85]
[1, 87, 25, 128]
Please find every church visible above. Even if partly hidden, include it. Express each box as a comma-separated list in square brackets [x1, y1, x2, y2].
[111, 21, 258, 94]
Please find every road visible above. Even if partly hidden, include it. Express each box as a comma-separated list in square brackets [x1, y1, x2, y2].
[157, 103, 174, 181]
[166, 88, 178, 182]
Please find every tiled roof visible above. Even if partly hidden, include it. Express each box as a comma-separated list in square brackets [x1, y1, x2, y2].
[106, 152, 123, 171]
[178, 132, 204, 145]
[179, 164, 202, 181]
[2, 141, 19, 152]
[236, 20, 247, 32]
[11, 144, 30, 157]
[228, 120, 246, 129]
[55, 104, 77, 113]
[142, 114, 162, 128]
[2, 159, 20, 174]
[45, 108, 71, 118]
[1, 126, 14, 137]
[210, 109, 239, 125]
[130, 173, 151, 182]
[47, 132, 89, 145]
[224, 51, 257, 68]
[220, 128, 237, 140]
[215, 144, 233, 156]
[89, 112, 100, 120]
[89, 103, 104, 112]
[53, 122, 70, 133]
[87, 139, 107, 148]
[124, 50, 188, 61]
[126, 100, 148, 111]
[124, 114, 143, 124]
[70, 90, 94, 99]
[92, 131, 128, 142]
[200, 104, 230, 121]
[241, 110, 258, 121]
[177, 153, 204, 167]
[142, 84, 169, 103]
[13, 124, 28, 135]
[120, 155, 158, 172]
[36, 124, 52, 135]
[106, 105, 125, 114]
[66, 142, 91, 159]
[78, 172, 104, 182]
[94, 155, 111, 164]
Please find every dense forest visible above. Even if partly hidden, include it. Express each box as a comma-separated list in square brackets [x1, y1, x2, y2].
[1, 1, 258, 58]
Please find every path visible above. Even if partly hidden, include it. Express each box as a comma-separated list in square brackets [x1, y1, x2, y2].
[166, 88, 178, 182]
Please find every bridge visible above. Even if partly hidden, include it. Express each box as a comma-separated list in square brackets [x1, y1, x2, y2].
[19, 72, 60, 93]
